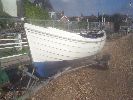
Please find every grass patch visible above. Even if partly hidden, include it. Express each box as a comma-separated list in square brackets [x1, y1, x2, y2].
[0, 47, 29, 58]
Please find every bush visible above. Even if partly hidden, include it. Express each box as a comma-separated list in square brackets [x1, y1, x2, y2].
[23, 0, 50, 20]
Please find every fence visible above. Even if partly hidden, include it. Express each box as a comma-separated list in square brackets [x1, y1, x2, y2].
[0, 18, 29, 68]
[26, 19, 113, 32]
[0, 18, 132, 68]
[0, 34, 30, 68]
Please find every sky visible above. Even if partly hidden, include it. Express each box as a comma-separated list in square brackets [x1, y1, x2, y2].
[50, 0, 133, 16]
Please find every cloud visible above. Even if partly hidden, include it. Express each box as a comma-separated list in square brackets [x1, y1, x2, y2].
[61, 0, 71, 3]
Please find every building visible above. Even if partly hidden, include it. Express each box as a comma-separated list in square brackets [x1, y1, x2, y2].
[49, 11, 64, 20]
[81, 15, 98, 22]
[0, 0, 3, 12]
[69, 16, 82, 22]
[49, 11, 56, 20]
[60, 16, 69, 23]
[1, 0, 23, 17]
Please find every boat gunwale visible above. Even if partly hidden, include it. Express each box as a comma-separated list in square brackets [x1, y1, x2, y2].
[27, 32, 104, 49]
[25, 28, 106, 44]
[24, 23, 106, 43]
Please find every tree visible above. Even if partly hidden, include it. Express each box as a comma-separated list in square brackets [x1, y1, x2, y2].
[0, 0, 12, 29]
[78, 21, 88, 30]
[98, 13, 124, 32]
[98, 14, 112, 22]
[111, 14, 123, 32]
[23, 0, 50, 20]
[0, 13, 12, 29]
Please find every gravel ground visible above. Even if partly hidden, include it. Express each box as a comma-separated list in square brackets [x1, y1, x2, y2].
[29, 34, 133, 100]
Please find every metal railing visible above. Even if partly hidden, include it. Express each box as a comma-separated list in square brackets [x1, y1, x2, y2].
[26, 19, 113, 32]
[0, 18, 132, 68]
[0, 18, 29, 68]
[0, 33, 30, 68]
[0, 34, 28, 50]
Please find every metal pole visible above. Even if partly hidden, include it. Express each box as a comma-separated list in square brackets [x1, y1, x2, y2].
[68, 21, 69, 30]
[26, 68, 35, 89]
[53, 20, 54, 27]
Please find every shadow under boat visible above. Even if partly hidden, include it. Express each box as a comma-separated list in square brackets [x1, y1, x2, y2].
[33, 61, 70, 78]
[32, 54, 110, 78]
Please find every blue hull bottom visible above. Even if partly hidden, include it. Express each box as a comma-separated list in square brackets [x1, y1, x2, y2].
[33, 61, 69, 78]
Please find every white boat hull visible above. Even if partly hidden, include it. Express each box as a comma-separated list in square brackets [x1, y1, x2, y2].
[24, 23, 106, 63]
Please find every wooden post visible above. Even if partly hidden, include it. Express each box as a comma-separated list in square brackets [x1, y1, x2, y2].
[15, 33, 22, 51]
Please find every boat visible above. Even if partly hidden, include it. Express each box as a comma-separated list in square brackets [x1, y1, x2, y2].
[24, 23, 106, 77]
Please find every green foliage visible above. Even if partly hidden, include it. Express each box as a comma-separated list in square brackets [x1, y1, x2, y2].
[0, 13, 12, 29]
[0, 47, 29, 58]
[78, 21, 88, 29]
[111, 14, 123, 32]
[24, 0, 50, 20]
[0, 68, 9, 85]
[98, 13, 124, 32]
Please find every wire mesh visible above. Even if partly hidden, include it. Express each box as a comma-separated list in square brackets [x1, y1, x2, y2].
[0, 18, 28, 58]
[0, 18, 132, 59]
[0, 18, 133, 99]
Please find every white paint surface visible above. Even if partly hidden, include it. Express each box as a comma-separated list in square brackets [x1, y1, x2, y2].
[24, 23, 106, 64]
[1, 0, 17, 17]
